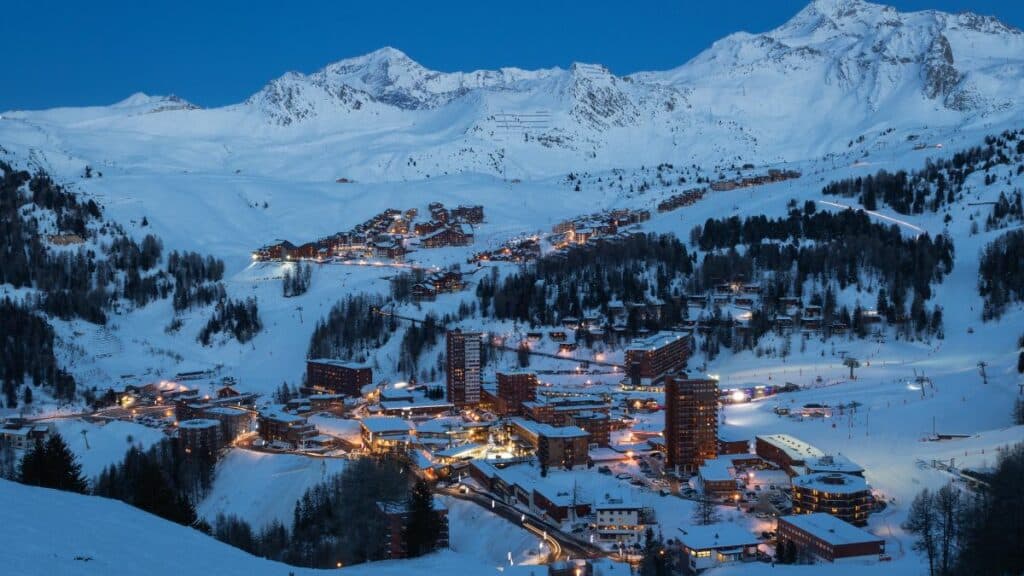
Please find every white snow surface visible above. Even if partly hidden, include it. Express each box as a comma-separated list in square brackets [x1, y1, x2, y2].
[1, 2, 1024, 575]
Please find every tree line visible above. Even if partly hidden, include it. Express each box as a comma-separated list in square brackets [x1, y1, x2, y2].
[476, 233, 692, 331]
[282, 261, 312, 297]
[978, 229, 1024, 319]
[0, 298, 75, 406]
[210, 455, 441, 568]
[308, 294, 394, 360]
[823, 129, 1023, 216]
[198, 297, 262, 346]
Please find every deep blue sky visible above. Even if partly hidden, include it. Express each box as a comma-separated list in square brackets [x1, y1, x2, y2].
[1, 0, 1020, 111]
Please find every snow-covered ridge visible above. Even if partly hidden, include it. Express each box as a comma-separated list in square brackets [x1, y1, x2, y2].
[4, 0, 1024, 180]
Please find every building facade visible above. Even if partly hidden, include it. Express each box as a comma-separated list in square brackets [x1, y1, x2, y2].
[306, 359, 373, 397]
[778, 513, 884, 561]
[495, 371, 538, 415]
[623, 331, 692, 387]
[446, 330, 482, 407]
[664, 376, 719, 473]
[791, 473, 874, 525]
[178, 419, 222, 457]
[258, 411, 317, 447]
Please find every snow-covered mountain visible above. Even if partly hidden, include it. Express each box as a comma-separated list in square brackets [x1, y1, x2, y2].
[5, 0, 1022, 182]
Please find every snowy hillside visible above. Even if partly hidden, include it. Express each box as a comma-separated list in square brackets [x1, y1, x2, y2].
[2, 2, 1024, 575]
[0, 479, 544, 576]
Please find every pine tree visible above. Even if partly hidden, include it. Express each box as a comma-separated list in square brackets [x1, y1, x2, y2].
[692, 496, 720, 525]
[18, 433, 88, 494]
[639, 527, 669, 576]
[405, 479, 440, 557]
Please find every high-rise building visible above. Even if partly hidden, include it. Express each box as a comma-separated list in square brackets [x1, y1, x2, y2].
[495, 371, 538, 415]
[624, 331, 692, 387]
[664, 376, 719, 472]
[446, 329, 481, 407]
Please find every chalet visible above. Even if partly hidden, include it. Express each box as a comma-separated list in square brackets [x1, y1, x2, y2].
[429, 202, 449, 223]
[700, 455, 738, 495]
[252, 240, 296, 261]
[372, 240, 407, 260]
[47, 233, 85, 246]
[420, 225, 472, 248]
[734, 296, 755, 307]
[0, 421, 50, 452]
[411, 283, 437, 302]
[216, 385, 241, 399]
[548, 331, 568, 342]
[414, 220, 444, 236]
[657, 188, 705, 212]
[430, 270, 463, 293]
[774, 315, 794, 330]
[552, 220, 576, 234]
[387, 219, 409, 235]
[451, 204, 484, 224]
[802, 318, 822, 331]
[594, 492, 646, 545]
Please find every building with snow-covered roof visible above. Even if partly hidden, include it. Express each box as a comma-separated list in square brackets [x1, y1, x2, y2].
[178, 419, 222, 457]
[755, 434, 825, 474]
[467, 461, 593, 523]
[594, 492, 647, 545]
[791, 472, 873, 525]
[202, 405, 255, 444]
[677, 523, 759, 572]
[778, 512, 884, 561]
[509, 418, 590, 469]
[699, 457, 740, 499]
[360, 416, 414, 453]
[718, 427, 750, 455]
[623, 331, 692, 387]
[257, 409, 316, 448]
[306, 359, 372, 397]
[0, 421, 49, 452]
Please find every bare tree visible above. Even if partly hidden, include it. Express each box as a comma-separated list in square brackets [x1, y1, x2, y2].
[904, 488, 938, 576]
[691, 496, 721, 526]
[935, 482, 961, 575]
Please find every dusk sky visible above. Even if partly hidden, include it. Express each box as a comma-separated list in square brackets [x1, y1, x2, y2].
[1, 0, 1020, 110]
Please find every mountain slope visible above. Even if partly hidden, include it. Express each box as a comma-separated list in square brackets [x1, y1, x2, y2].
[6, 0, 1021, 181]
[0, 479, 515, 576]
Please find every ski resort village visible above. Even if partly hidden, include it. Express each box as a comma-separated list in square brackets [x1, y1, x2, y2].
[2, 1, 1024, 575]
